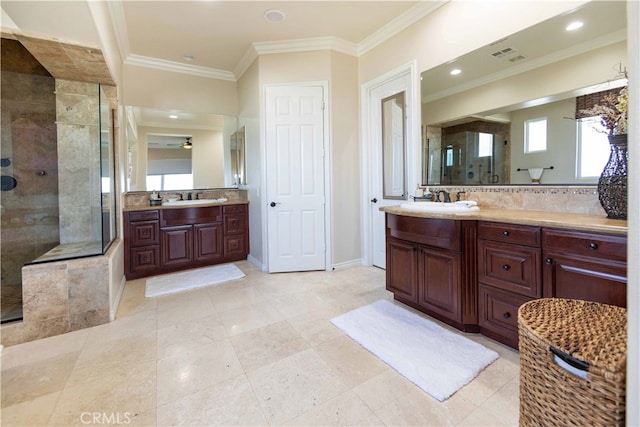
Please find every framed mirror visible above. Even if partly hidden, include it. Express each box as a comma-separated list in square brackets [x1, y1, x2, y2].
[420, 1, 627, 186]
[125, 106, 238, 191]
[382, 91, 406, 199]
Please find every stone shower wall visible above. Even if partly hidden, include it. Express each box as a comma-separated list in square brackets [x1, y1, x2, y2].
[55, 79, 102, 244]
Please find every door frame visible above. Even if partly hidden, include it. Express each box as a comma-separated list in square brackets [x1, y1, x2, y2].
[261, 81, 332, 272]
[360, 61, 420, 267]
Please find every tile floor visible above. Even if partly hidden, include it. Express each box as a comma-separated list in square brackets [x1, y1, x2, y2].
[0, 261, 520, 426]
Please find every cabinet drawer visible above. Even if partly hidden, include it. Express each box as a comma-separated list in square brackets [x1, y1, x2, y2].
[224, 235, 247, 257]
[129, 220, 159, 247]
[128, 210, 159, 222]
[224, 213, 247, 235]
[479, 284, 533, 349]
[478, 221, 540, 247]
[542, 228, 626, 262]
[223, 204, 247, 215]
[161, 206, 222, 226]
[478, 240, 541, 298]
[386, 214, 460, 251]
[130, 245, 159, 274]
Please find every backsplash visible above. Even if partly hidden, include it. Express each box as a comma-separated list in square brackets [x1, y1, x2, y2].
[123, 188, 248, 210]
[426, 186, 606, 216]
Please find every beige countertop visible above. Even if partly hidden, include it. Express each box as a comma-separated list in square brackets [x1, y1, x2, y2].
[124, 200, 249, 212]
[380, 205, 627, 235]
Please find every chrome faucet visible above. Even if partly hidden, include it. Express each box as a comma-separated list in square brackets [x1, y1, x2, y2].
[441, 190, 451, 203]
[187, 192, 193, 200]
[455, 191, 466, 202]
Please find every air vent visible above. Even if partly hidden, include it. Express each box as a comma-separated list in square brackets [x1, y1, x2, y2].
[490, 47, 516, 59]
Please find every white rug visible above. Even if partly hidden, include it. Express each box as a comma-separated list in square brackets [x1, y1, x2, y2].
[331, 300, 499, 401]
[145, 263, 245, 298]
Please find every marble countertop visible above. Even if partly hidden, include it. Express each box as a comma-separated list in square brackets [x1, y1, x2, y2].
[380, 205, 627, 235]
[124, 200, 249, 212]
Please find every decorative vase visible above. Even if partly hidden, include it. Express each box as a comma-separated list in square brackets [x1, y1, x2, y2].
[598, 134, 628, 219]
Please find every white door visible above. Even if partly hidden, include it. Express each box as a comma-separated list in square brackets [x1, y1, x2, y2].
[369, 73, 412, 268]
[265, 85, 326, 273]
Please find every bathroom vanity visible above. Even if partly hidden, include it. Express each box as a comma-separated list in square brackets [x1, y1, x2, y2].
[382, 206, 627, 349]
[124, 202, 249, 279]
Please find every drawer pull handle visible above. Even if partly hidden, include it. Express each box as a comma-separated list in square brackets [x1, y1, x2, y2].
[545, 258, 552, 265]
[502, 264, 510, 270]
[503, 312, 511, 319]
[588, 242, 598, 250]
[502, 231, 509, 236]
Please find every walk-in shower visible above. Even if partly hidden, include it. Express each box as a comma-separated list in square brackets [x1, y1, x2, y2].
[0, 38, 116, 324]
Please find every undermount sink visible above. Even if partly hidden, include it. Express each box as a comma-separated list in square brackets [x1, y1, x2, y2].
[163, 199, 225, 206]
[399, 201, 480, 214]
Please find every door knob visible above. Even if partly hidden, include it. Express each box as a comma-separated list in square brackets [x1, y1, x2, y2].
[370, 198, 378, 203]
[269, 201, 278, 207]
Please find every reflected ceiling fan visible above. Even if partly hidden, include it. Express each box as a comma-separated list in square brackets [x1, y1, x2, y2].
[181, 137, 192, 149]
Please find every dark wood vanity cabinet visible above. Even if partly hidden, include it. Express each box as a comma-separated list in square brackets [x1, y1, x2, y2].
[477, 222, 542, 348]
[125, 204, 248, 279]
[542, 228, 627, 308]
[385, 214, 478, 332]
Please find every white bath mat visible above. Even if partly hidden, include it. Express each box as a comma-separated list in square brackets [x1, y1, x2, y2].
[331, 300, 499, 401]
[145, 263, 245, 298]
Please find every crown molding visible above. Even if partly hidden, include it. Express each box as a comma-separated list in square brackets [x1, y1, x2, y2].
[106, 0, 130, 62]
[358, 0, 448, 56]
[253, 36, 358, 57]
[136, 120, 220, 131]
[234, 46, 259, 81]
[423, 29, 627, 104]
[125, 54, 236, 81]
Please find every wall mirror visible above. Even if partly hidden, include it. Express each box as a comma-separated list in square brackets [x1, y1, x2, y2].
[420, 1, 627, 186]
[125, 106, 238, 191]
[382, 91, 406, 199]
[230, 126, 246, 186]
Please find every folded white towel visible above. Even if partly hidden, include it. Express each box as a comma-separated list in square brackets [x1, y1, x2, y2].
[528, 168, 544, 180]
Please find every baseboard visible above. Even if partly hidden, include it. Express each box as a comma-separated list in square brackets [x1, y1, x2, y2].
[247, 254, 265, 271]
[110, 275, 126, 321]
[331, 259, 364, 271]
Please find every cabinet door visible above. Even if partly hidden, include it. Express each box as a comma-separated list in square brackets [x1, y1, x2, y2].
[194, 223, 223, 262]
[386, 238, 418, 303]
[130, 245, 160, 276]
[129, 220, 159, 247]
[418, 246, 461, 323]
[479, 284, 532, 349]
[543, 252, 627, 307]
[161, 225, 193, 267]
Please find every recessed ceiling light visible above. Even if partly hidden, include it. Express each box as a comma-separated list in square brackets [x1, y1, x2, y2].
[169, 114, 178, 119]
[264, 9, 286, 23]
[182, 54, 195, 61]
[450, 68, 462, 76]
[566, 21, 584, 31]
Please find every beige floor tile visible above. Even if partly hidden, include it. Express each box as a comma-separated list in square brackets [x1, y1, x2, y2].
[456, 405, 517, 427]
[455, 356, 519, 406]
[285, 390, 385, 426]
[83, 308, 157, 346]
[352, 369, 417, 411]
[156, 290, 217, 329]
[286, 308, 345, 346]
[314, 335, 388, 388]
[1, 351, 79, 408]
[157, 314, 228, 359]
[217, 302, 286, 336]
[209, 284, 271, 314]
[47, 359, 156, 427]
[156, 375, 267, 426]
[156, 340, 244, 405]
[0, 391, 60, 426]
[230, 320, 309, 372]
[480, 376, 520, 425]
[270, 290, 335, 319]
[246, 348, 349, 425]
[75, 330, 157, 368]
[0, 328, 88, 370]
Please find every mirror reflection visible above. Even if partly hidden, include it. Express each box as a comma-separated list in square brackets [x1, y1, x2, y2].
[125, 106, 238, 191]
[230, 126, 246, 186]
[382, 92, 406, 199]
[420, 1, 627, 185]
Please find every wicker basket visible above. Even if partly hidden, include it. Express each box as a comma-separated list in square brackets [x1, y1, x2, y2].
[518, 298, 627, 427]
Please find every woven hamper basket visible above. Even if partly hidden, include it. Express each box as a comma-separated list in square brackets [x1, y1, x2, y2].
[518, 298, 627, 427]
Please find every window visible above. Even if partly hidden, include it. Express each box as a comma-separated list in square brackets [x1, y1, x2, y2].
[525, 118, 547, 153]
[146, 174, 193, 191]
[577, 117, 609, 179]
[477, 132, 493, 157]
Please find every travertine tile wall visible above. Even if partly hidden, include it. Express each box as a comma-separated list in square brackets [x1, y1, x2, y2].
[426, 185, 605, 216]
[55, 79, 102, 244]
[123, 188, 248, 210]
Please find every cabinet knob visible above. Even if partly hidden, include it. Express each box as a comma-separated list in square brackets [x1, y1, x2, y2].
[502, 231, 510, 236]
[503, 312, 511, 319]
[370, 198, 378, 203]
[545, 258, 552, 265]
[588, 242, 598, 250]
[502, 264, 510, 270]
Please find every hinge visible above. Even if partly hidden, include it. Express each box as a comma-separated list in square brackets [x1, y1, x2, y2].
[322, 102, 326, 110]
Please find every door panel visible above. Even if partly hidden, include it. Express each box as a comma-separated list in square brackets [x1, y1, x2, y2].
[266, 85, 325, 272]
